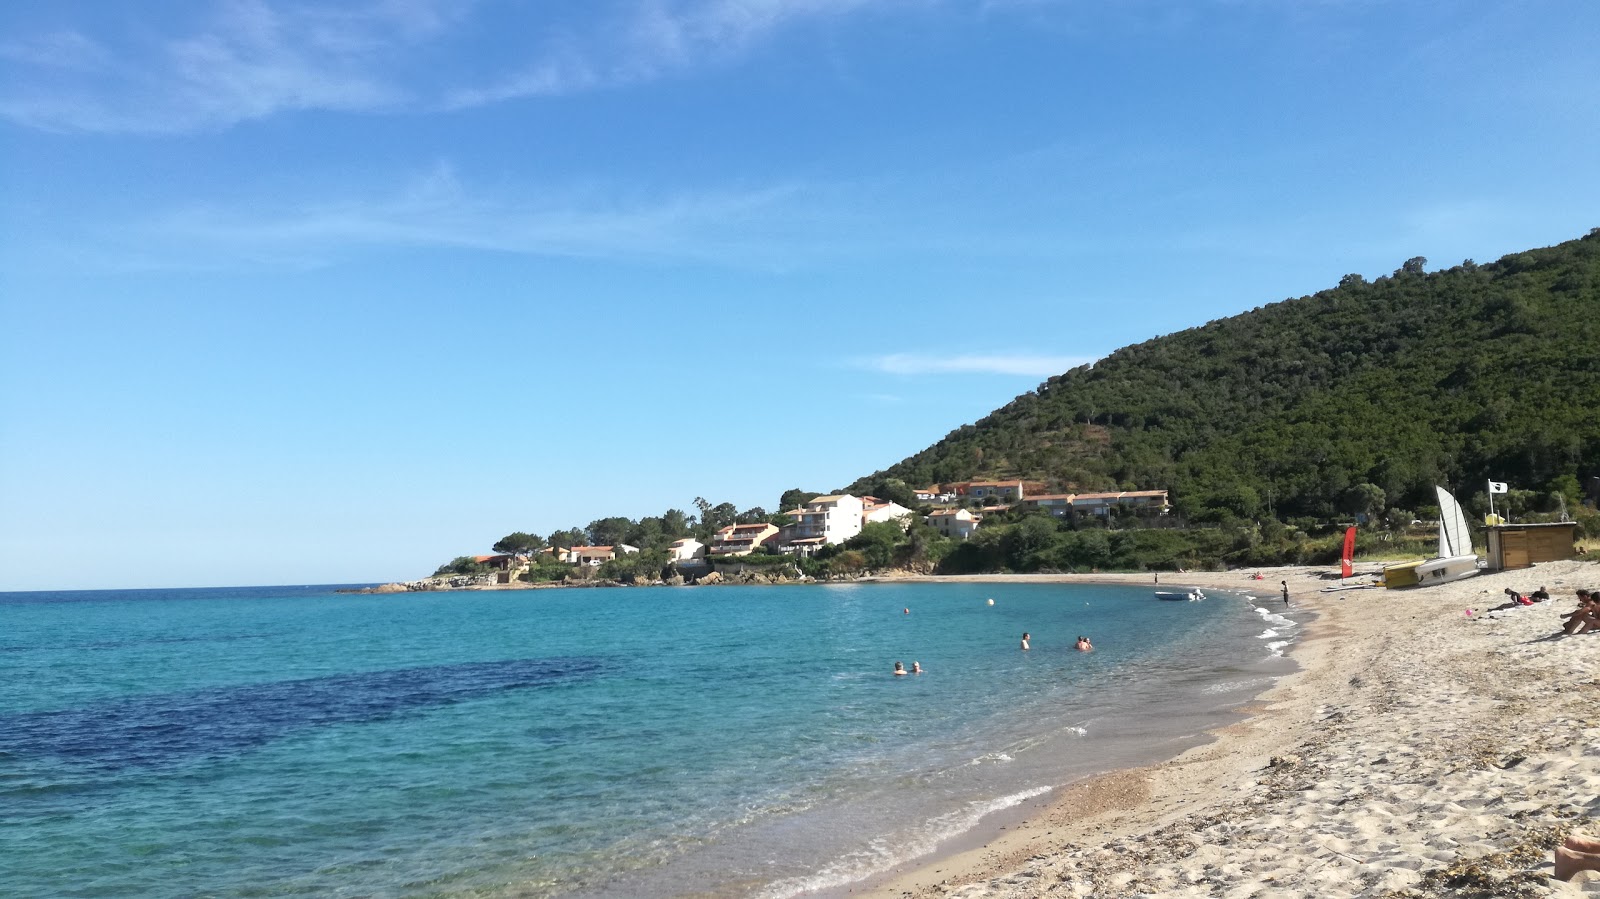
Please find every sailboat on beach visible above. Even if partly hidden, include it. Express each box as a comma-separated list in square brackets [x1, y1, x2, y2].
[1381, 486, 1482, 589]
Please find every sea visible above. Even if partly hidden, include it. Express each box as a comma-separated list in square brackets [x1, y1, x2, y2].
[0, 580, 1299, 898]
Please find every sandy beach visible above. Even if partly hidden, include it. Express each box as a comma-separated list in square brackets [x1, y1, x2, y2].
[845, 560, 1600, 898]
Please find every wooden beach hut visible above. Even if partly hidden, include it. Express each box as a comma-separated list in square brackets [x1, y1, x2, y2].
[1484, 522, 1578, 571]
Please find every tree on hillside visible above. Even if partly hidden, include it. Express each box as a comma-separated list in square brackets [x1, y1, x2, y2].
[662, 508, 691, 538]
[779, 488, 821, 511]
[547, 527, 587, 548]
[587, 516, 634, 547]
[866, 478, 916, 507]
[736, 506, 769, 524]
[491, 532, 544, 559]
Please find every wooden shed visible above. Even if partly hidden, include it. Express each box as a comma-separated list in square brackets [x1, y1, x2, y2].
[1484, 522, 1578, 571]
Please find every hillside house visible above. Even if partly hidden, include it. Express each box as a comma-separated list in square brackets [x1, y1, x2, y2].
[927, 508, 980, 540]
[710, 523, 781, 557]
[785, 494, 865, 545]
[862, 497, 917, 527]
[666, 538, 706, 563]
[953, 480, 1026, 502]
[571, 545, 639, 566]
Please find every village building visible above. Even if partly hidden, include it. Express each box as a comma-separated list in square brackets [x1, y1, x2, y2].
[927, 507, 980, 540]
[569, 545, 639, 566]
[709, 523, 781, 557]
[951, 480, 1027, 501]
[861, 496, 917, 527]
[665, 537, 706, 563]
[785, 494, 865, 546]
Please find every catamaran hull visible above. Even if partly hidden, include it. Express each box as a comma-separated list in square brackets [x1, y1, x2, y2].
[1383, 555, 1480, 589]
[1415, 554, 1481, 587]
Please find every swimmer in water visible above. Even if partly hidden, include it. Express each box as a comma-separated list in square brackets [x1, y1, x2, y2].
[1075, 635, 1092, 651]
[893, 661, 907, 676]
[911, 661, 923, 674]
[1020, 632, 1031, 651]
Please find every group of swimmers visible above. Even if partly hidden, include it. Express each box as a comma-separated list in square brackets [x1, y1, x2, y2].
[895, 630, 1095, 675]
[1019, 632, 1092, 652]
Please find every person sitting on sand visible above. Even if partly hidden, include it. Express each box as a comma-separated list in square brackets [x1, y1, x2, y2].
[893, 661, 907, 676]
[1559, 591, 1600, 635]
[1556, 832, 1600, 881]
[1020, 632, 1031, 651]
[911, 661, 923, 674]
[1075, 635, 1092, 652]
[1531, 585, 1550, 601]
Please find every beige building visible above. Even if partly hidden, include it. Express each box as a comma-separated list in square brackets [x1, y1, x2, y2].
[710, 523, 781, 556]
[927, 508, 980, 540]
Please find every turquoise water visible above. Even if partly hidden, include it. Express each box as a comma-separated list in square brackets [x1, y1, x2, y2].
[0, 581, 1298, 897]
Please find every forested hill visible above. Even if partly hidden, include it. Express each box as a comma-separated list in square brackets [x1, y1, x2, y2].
[849, 230, 1600, 522]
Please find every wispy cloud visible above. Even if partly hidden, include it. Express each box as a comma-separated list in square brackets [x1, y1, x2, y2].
[862, 353, 1095, 377]
[117, 162, 820, 268]
[0, 0, 455, 133]
[0, 0, 901, 133]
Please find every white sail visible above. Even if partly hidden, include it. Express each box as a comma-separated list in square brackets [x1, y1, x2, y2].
[1434, 486, 1472, 558]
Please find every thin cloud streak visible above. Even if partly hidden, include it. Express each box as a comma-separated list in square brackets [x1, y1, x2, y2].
[125, 165, 818, 269]
[865, 353, 1096, 377]
[0, 0, 900, 133]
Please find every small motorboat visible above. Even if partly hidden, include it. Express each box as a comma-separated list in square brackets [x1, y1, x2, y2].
[1155, 589, 1204, 601]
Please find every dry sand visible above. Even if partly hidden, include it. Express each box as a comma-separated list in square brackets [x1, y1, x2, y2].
[843, 560, 1600, 899]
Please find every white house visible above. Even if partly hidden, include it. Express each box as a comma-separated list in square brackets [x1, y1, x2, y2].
[786, 494, 865, 545]
[927, 508, 980, 540]
[665, 538, 706, 563]
[571, 545, 639, 566]
[862, 498, 917, 528]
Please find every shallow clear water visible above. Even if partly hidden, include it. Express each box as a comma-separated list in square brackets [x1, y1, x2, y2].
[0, 581, 1298, 897]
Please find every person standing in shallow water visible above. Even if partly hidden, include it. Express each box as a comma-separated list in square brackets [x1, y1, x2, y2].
[1281, 581, 1290, 606]
[1020, 632, 1030, 651]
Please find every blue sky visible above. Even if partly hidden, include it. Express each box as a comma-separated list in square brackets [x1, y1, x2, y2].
[2, 0, 1597, 590]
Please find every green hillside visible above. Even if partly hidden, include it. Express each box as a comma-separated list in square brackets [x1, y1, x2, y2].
[851, 230, 1600, 524]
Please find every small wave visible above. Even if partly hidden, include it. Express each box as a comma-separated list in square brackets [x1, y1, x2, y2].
[1202, 678, 1271, 695]
[1267, 640, 1291, 657]
[969, 752, 1013, 765]
[756, 786, 1054, 899]
[1066, 725, 1087, 736]
[1253, 607, 1294, 627]
[1258, 628, 1279, 639]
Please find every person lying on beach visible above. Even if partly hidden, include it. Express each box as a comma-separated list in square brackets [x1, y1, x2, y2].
[893, 661, 907, 676]
[1555, 832, 1600, 881]
[1486, 588, 1536, 612]
[1530, 585, 1550, 601]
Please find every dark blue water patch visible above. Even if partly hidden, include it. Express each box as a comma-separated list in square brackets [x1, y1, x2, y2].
[0, 657, 608, 774]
